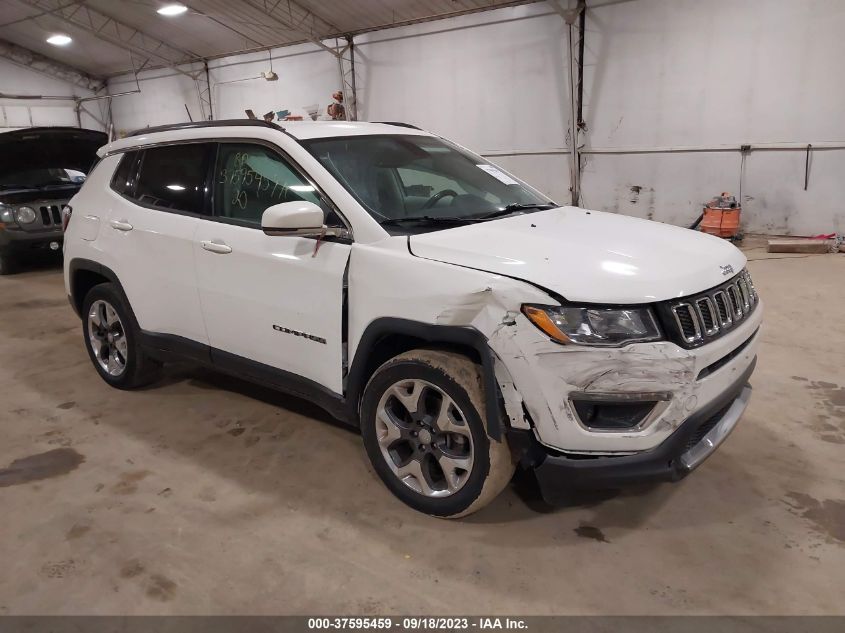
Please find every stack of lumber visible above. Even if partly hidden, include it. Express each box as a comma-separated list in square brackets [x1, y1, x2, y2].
[767, 239, 834, 254]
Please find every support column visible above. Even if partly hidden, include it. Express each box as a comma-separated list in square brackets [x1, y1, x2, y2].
[196, 61, 213, 121]
[549, 0, 586, 206]
[338, 36, 358, 121]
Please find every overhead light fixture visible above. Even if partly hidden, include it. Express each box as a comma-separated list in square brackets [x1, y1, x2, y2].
[262, 50, 277, 81]
[46, 34, 72, 46]
[157, 3, 188, 16]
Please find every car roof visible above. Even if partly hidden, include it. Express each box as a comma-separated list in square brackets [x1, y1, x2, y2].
[99, 120, 432, 156]
[284, 121, 429, 140]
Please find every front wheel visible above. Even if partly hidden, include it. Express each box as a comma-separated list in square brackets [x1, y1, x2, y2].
[0, 253, 17, 275]
[360, 349, 515, 518]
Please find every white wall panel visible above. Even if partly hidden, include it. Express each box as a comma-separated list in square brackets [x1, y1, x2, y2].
[354, 4, 569, 154]
[108, 43, 340, 134]
[107, 4, 574, 196]
[485, 153, 571, 203]
[741, 150, 845, 235]
[108, 70, 198, 134]
[211, 44, 338, 122]
[581, 0, 845, 234]
[103, 0, 844, 234]
[581, 152, 741, 227]
[0, 57, 102, 130]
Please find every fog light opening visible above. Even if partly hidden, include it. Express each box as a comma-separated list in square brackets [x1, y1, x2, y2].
[569, 392, 671, 431]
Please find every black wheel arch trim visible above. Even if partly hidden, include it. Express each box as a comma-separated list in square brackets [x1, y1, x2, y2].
[346, 317, 504, 441]
[68, 258, 128, 318]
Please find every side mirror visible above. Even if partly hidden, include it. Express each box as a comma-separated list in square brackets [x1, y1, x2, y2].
[261, 200, 350, 239]
[261, 201, 322, 235]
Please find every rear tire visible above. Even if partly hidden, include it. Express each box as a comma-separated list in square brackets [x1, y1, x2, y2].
[360, 349, 515, 518]
[81, 283, 161, 389]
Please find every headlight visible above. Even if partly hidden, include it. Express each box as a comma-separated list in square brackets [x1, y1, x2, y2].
[15, 206, 37, 224]
[0, 207, 14, 224]
[522, 304, 662, 346]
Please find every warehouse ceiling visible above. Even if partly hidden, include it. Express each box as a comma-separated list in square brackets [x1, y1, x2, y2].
[0, 0, 538, 78]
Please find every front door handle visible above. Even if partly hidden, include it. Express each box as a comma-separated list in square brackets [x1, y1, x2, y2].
[110, 219, 133, 232]
[201, 240, 232, 255]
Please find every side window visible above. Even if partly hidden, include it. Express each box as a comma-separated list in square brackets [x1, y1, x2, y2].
[110, 151, 138, 195]
[135, 144, 211, 214]
[213, 143, 323, 226]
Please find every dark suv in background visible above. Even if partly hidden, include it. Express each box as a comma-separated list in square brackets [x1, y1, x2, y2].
[0, 127, 106, 274]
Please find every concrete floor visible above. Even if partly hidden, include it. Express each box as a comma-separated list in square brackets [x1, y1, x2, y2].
[0, 242, 842, 615]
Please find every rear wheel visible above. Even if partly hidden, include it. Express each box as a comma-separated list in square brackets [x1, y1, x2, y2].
[360, 349, 514, 518]
[81, 283, 161, 389]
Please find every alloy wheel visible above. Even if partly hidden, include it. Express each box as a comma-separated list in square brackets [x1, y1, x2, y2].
[375, 378, 475, 498]
[87, 299, 128, 377]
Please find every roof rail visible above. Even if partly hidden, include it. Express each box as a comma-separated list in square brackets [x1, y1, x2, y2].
[128, 119, 284, 137]
[373, 121, 422, 130]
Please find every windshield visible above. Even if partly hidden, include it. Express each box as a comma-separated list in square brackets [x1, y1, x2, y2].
[0, 167, 85, 191]
[302, 134, 555, 231]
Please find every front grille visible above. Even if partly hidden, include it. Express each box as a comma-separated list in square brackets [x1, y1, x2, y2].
[39, 205, 63, 226]
[660, 270, 758, 348]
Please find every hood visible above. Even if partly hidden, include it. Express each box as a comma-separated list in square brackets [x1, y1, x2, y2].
[408, 207, 747, 304]
[0, 187, 80, 205]
[0, 127, 107, 175]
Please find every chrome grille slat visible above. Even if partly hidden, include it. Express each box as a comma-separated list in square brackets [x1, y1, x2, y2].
[666, 270, 758, 348]
[695, 297, 720, 336]
[727, 284, 744, 318]
[713, 291, 733, 327]
[743, 270, 758, 303]
[737, 278, 751, 310]
[672, 303, 701, 343]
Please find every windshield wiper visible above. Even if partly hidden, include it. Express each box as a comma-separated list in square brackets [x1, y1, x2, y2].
[379, 216, 480, 226]
[0, 183, 34, 191]
[472, 203, 557, 220]
[40, 183, 78, 189]
[380, 204, 558, 226]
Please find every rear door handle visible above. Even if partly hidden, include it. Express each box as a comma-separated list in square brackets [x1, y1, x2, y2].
[110, 219, 133, 232]
[201, 240, 232, 255]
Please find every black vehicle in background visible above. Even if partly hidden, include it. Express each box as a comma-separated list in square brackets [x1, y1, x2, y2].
[0, 127, 106, 274]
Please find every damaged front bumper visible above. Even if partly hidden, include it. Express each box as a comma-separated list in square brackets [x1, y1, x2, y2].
[490, 300, 762, 454]
[487, 295, 762, 502]
[519, 358, 754, 503]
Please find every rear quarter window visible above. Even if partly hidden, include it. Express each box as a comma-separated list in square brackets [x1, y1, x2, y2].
[110, 151, 138, 195]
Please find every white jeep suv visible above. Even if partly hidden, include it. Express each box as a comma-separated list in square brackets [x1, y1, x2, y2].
[63, 120, 761, 517]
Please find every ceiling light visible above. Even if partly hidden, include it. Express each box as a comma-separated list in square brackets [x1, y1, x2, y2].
[46, 34, 72, 46]
[157, 3, 188, 16]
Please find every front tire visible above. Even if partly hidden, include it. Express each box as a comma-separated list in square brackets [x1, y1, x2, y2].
[81, 283, 161, 389]
[360, 349, 515, 518]
[0, 254, 16, 275]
